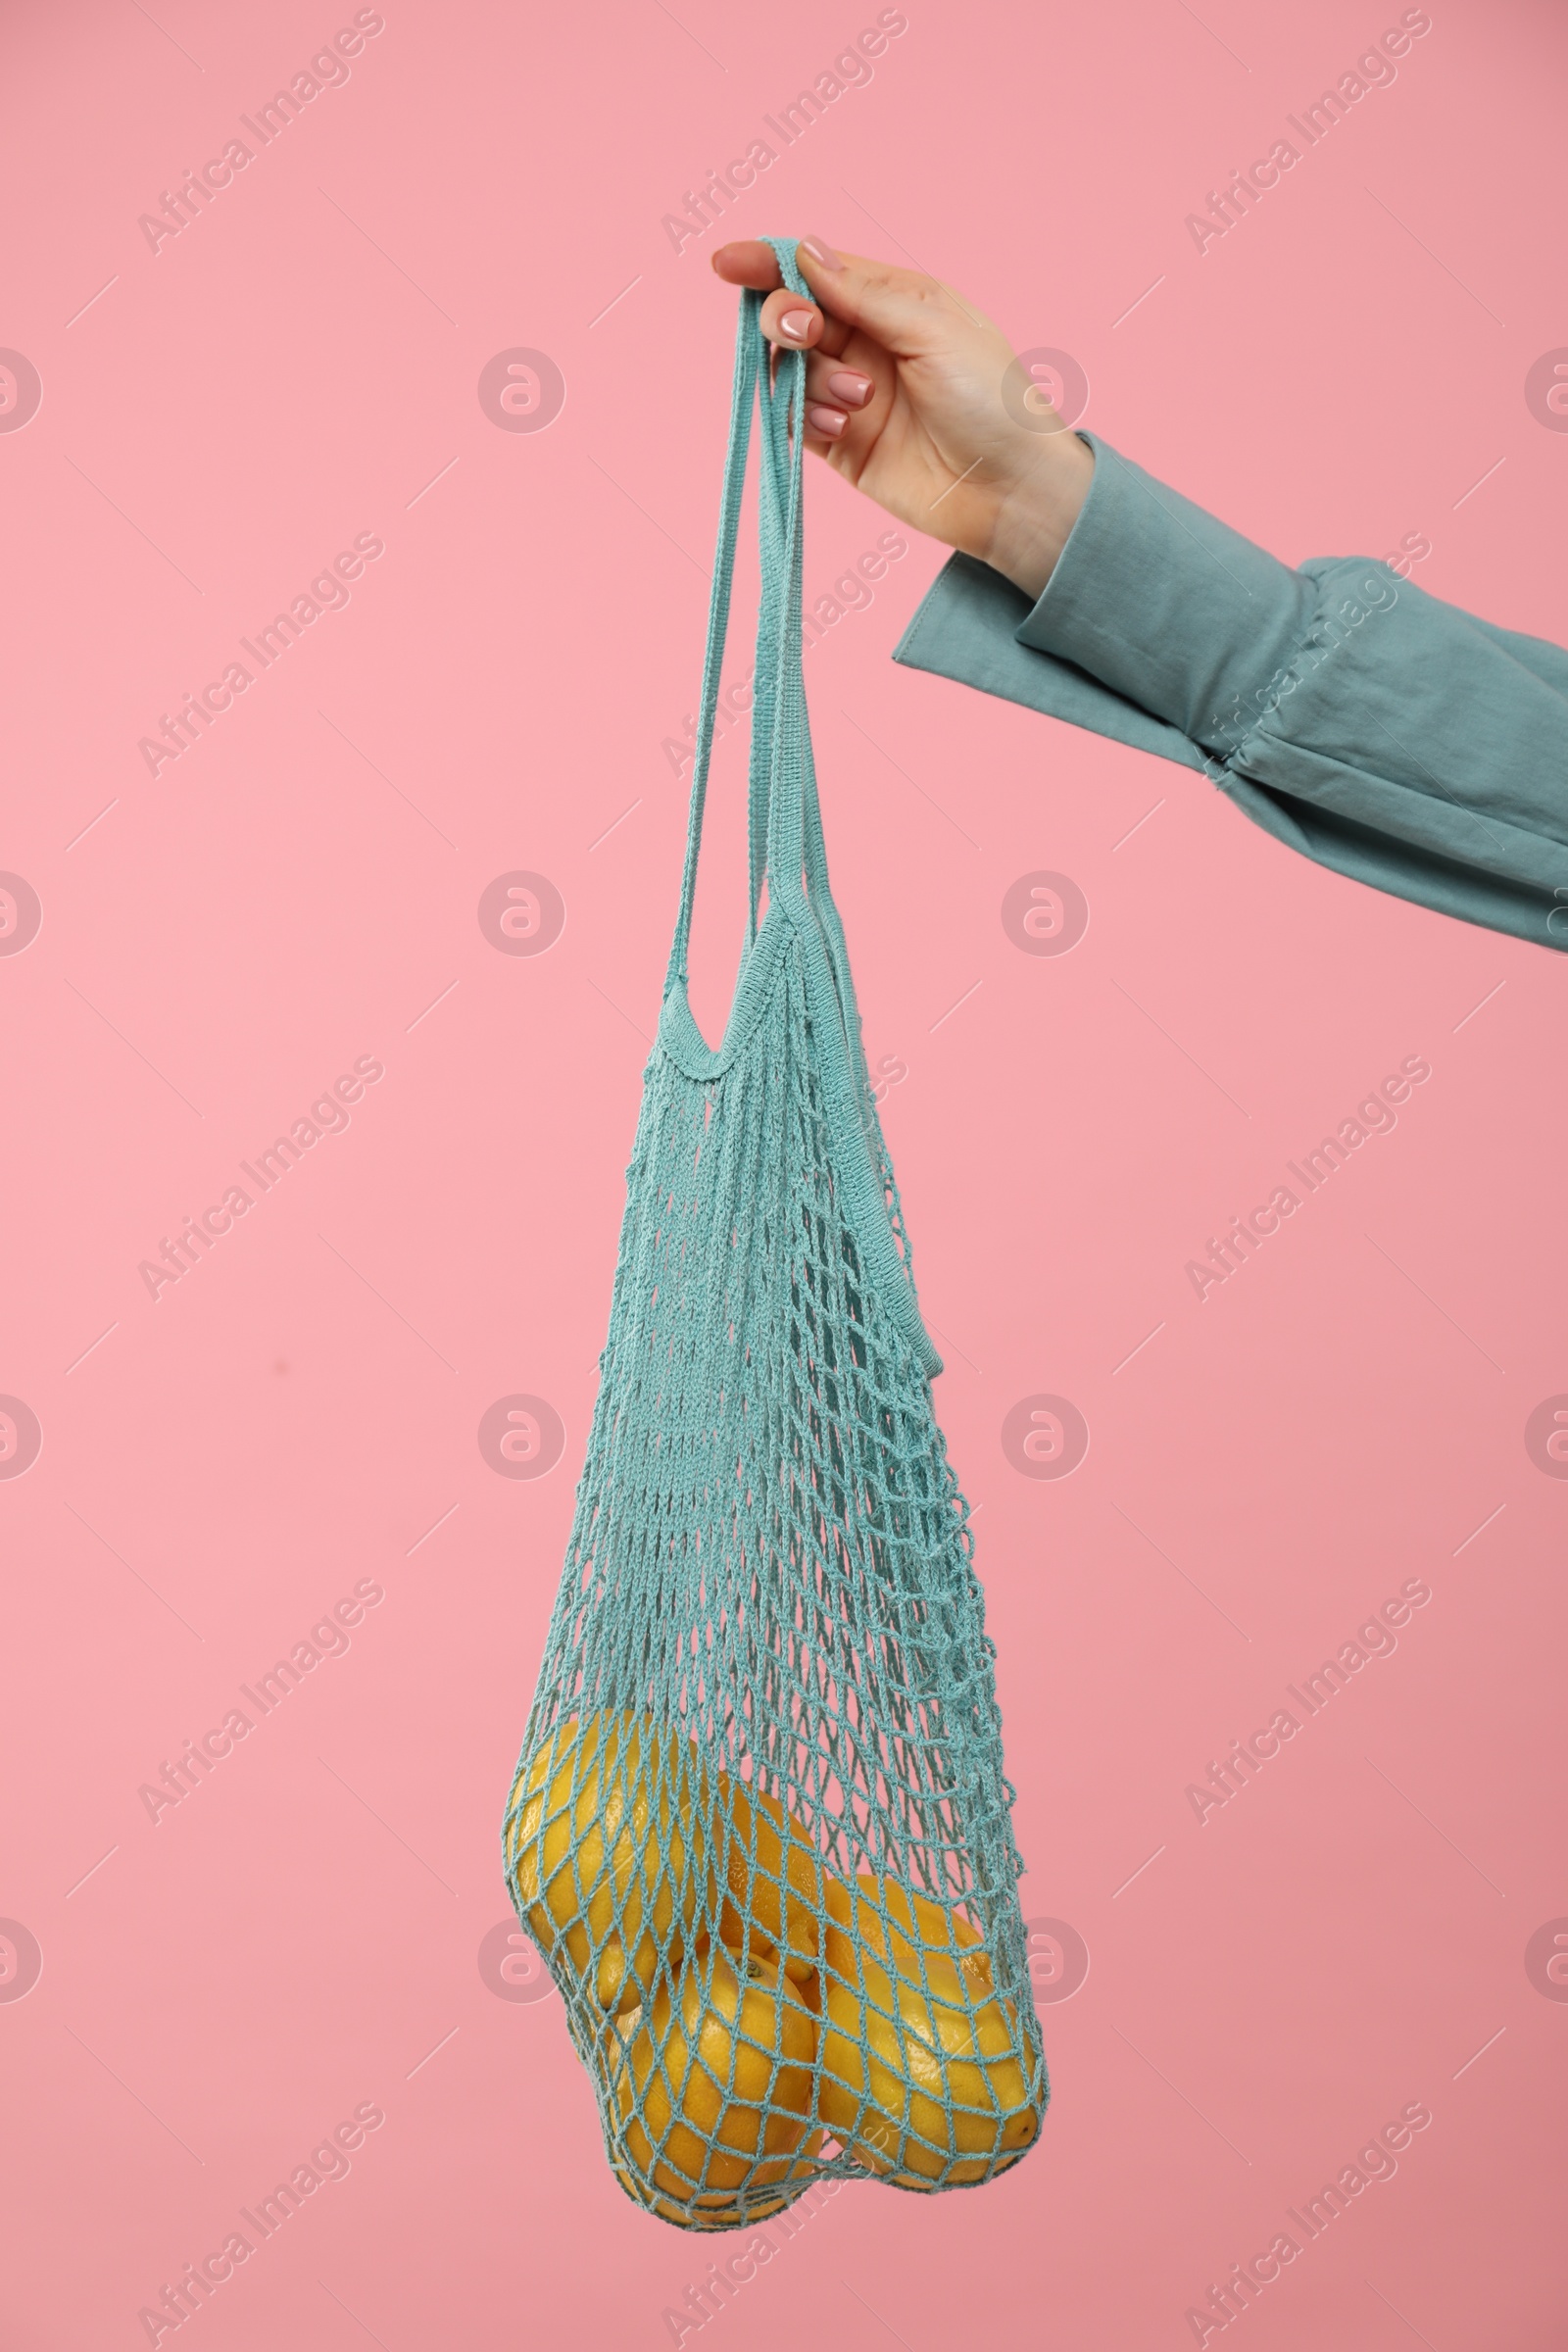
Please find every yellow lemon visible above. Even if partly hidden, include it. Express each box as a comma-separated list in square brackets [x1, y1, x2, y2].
[505, 1711, 710, 2016]
[710, 1914, 823, 2016]
[825, 1873, 993, 1999]
[816, 1951, 1043, 2186]
[712, 1776, 851, 1978]
[609, 1948, 822, 2214]
[612, 2172, 817, 2231]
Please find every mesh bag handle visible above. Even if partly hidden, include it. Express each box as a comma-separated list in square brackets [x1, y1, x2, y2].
[662, 235, 819, 990]
[660, 235, 942, 1379]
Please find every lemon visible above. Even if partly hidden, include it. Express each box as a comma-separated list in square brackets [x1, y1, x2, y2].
[609, 1947, 822, 2214]
[611, 2166, 819, 2232]
[825, 1873, 994, 1998]
[712, 1775, 851, 1978]
[710, 1913, 823, 2016]
[505, 1711, 710, 2016]
[816, 1949, 1042, 2186]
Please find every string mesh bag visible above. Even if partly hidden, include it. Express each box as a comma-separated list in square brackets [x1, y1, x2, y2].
[502, 237, 1048, 2230]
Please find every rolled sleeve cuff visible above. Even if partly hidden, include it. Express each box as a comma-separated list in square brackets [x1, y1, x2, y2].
[1009, 432, 1316, 750]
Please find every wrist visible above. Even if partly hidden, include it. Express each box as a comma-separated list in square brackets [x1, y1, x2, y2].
[979, 431, 1096, 605]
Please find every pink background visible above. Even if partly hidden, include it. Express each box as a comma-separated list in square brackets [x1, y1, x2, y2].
[3, 1, 1566, 2345]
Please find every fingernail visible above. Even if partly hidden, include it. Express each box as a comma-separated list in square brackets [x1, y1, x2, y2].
[800, 237, 844, 270]
[827, 369, 872, 407]
[778, 311, 815, 342]
[808, 404, 848, 438]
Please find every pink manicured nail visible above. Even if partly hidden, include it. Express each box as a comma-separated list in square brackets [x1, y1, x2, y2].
[778, 310, 816, 341]
[808, 405, 848, 438]
[827, 369, 872, 406]
[800, 236, 844, 270]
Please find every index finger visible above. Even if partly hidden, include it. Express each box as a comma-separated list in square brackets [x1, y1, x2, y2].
[710, 240, 849, 358]
[710, 240, 785, 290]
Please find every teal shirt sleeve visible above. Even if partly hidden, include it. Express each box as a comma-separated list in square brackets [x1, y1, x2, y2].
[892, 431, 1568, 953]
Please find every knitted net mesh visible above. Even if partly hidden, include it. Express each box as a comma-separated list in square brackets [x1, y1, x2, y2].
[502, 239, 1046, 2229]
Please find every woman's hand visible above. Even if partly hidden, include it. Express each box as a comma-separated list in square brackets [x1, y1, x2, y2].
[711, 235, 1095, 605]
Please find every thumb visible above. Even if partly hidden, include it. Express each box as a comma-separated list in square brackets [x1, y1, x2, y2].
[782, 235, 991, 357]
